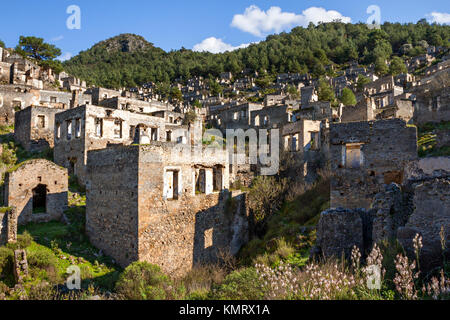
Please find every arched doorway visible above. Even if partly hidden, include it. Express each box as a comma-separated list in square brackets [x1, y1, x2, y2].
[32, 184, 47, 214]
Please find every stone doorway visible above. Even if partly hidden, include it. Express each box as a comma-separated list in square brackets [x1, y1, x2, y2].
[32, 184, 47, 214]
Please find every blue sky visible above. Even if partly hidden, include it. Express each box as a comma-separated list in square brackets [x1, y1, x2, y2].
[0, 0, 448, 59]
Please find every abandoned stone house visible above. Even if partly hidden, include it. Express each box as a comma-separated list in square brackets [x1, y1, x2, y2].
[300, 86, 318, 107]
[250, 105, 297, 129]
[281, 119, 323, 181]
[208, 102, 263, 132]
[99, 96, 168, 114]
[295, 101, 335, 122]
[263, 94, 287, 107]
[364, 76, 404, 109]
[2, 159, 68, 225]
[85, 143, 248, 276]
[53, 104, 167, 185]
[0, 84, 91, 125]
[330, 118, 418, 210]
[14, 106, 62, 152]
[412, 68, 450, 125]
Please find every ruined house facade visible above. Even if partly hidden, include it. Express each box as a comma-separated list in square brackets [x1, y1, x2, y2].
[330, 119, 418, 210]
[2, 159, 68, 225]
[54, 104, 167, 185]
[14, 106, 62, 152]
[85, 143, 248, 276]
[0, 84, 91, 125]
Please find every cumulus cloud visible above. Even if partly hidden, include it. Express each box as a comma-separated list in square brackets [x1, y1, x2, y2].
[193, 37, 252, 54]
[231, 5, 351, 37]
[58, 52, 73, 62]
[427, 12, 450, 24]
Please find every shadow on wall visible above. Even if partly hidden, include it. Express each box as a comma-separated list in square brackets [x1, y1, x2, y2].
[192, 191, 248, 268]
[16, 190, 68, 225]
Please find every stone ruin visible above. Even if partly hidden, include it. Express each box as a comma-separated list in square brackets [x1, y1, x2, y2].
[314, 158, 450, 273]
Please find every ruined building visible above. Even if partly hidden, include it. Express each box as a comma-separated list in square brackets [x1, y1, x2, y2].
[85, 143, 248, 276]
[14, 106, 61, 152]
[54, 104, 167, 185]
[2, 159, 68, 225]
[330, 118, 418, 210]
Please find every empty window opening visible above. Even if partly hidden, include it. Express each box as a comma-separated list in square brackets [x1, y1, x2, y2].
[12, 100, 22, 110]
[165, 170, 179, 200]
[310, 132, 319, 150]
[75, 119, 81, 138]
[204, 228, 213, 249]
[166, 130, 172, 142]
[254, 115, 260, 126]
[95, 118, 103, 137]
[56, 123, 61, 139]
[68, 158, 77, 176]
[345, 143, 363, 169]
[32, 184, 47, 214]
[213, 166, 223, 192]
[114, 119, 122, 139]
[151, 128, 158, 141]
[37, 115, 45, 129]
[50, 97, 57, 103]
[66, 120, 72, 139]
[196, 169, 206, 194]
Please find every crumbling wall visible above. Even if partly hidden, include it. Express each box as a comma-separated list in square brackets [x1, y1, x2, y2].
[86, 144, 247, 277]
[330, 119, 417, 209]
[397, 174, 450, 272]
[4, 159, 68, 225]
[0, 207, 17, 246]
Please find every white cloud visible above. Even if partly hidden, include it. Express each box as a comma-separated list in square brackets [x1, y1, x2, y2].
[51, 35, 64, 42]
[193, 37, 252, 54]
[231, 5, 351, 37]
[427, 12, 450, 24]
[58, 52, 72, 62]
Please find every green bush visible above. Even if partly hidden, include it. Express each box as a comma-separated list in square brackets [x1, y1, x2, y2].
[6, 232, 33, 250]
[212, 267, 265, 300]
[115, 262, 171, 300]
[0, 247, 14, 287]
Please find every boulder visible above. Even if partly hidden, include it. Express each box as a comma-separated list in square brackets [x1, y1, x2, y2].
[314, 208, 364, 259]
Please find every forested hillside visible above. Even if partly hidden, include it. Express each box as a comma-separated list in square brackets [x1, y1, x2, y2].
[63, 21, 450, 88]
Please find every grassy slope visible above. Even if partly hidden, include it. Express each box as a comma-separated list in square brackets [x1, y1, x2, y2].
[239, 178, 330, 269]
[417, 121, 450, 157]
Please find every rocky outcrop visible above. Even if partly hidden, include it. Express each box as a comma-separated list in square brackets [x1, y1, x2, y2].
[372, 183, 412, 243]
[397, 177, 450, 272]
[314, 208, 365, 259]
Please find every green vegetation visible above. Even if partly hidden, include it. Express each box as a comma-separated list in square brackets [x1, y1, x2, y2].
[63, 23, 450, 88]
[339, 87, 357, 106]
[14, 36, 63, 73]
[417, 121, 450, 157]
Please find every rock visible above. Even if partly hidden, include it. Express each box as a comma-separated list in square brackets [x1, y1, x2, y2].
[397, 177, 450, 272]
[314, 208, 364, 259]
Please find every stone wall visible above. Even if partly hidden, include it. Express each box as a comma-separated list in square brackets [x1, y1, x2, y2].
[397, 174, 450, 272]
[330, 119, 417, 209]
[3, 159, 68, 225]
[14, 106, 62, 152]
[0, 207, 17, 246]
[86, 144, 248, 277]
[54, 105, 167, 185]
[341, 99, 373, 123]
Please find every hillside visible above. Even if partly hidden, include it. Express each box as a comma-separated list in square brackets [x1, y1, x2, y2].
[63, 22, 450, 88]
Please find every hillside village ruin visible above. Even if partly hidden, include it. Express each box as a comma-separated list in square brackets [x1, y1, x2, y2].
[0, 42, 449, 276]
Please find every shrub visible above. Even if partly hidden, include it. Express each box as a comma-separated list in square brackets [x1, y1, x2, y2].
[212, 267, 265, 300]
[0, 247, 14, 287]
[6, 232, 33, 250]
[115, 262, 171, 300]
